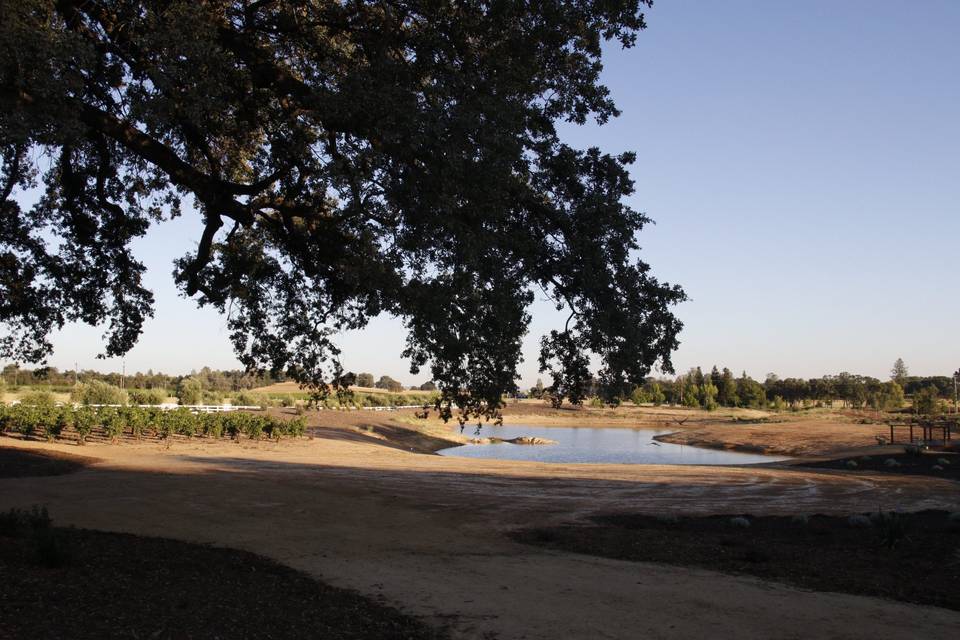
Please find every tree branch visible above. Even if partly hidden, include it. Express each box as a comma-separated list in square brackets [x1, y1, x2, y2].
[184, 214, 224, 297]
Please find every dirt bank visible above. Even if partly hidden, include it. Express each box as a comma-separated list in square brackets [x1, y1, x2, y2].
[263, 407, 465, 453]
[653, 418, 889, 457]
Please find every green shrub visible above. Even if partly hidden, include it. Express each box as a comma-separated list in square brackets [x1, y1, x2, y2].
[175, 377, 203, 405]
[202, 390, 224, 405]
[73, 407, 97, 444]
[164, 408, 195, 437]
[648, 383, 666, 406]
[123, 406, 148, 439]
[41, 408, 69, 441]
[9, 404, 49, 437]
[71, 380, 127, 405]
[222, 412, 263, 439]
[155, 411, 174, 439]
[18, 390, 56, 407]
[287, 417, 306, 438]
[244, 415, 265, 440]
[630, 386, 650, 405]
[221, 412, 240, 439]
[141, 407, 162, 437]
[127, 388, 167, 405]
[232, 392, 259, 407]
[265, 417, 283, 440]
[198, 413, 224, 438]
[100, 407, 125, 442]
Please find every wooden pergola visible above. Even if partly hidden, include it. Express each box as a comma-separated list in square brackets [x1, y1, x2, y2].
[886, 418, 956, 446]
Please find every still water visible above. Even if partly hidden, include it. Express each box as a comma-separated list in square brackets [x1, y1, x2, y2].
[437, 425, 787, 465]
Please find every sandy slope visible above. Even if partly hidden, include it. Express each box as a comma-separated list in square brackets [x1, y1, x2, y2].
[1, 432, 958, 639]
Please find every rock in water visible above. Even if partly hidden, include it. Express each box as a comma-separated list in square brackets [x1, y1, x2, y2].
[504, 436, 557, 445]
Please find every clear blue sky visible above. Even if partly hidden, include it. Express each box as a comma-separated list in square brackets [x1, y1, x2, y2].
[23, 0, 960, 385]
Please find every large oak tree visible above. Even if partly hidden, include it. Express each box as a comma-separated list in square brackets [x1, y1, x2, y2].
[1, 0, 685, 421]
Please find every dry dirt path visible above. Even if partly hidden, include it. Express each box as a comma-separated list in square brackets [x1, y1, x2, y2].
[2, 435, 959, 639]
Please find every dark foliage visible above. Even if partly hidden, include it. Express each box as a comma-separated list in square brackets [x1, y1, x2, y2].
[1, 1, 684, 421]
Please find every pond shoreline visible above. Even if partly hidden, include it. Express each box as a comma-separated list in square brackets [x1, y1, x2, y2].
[652, 431, 773, 456]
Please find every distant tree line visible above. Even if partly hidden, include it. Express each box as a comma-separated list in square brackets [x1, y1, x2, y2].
[352, 372, 435, 392]
[528, 358, 955, 414]
[1, 363, 280, 393]
[2, 364, 435, 397]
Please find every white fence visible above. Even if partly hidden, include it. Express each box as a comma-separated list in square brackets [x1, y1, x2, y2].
[331, 405, 423, 411]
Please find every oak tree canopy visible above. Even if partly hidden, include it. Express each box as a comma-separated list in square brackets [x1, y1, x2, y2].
[1, 0, 685, 420]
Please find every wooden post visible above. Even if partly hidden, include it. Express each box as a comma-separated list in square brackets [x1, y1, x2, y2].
[909, 423, 913, 443]
[889, 423, 894, 444]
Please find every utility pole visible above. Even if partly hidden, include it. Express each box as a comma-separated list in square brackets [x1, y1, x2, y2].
[74, 362, 78, 387]
[121, 359, 126, 391]
[954, 369, 959, 414]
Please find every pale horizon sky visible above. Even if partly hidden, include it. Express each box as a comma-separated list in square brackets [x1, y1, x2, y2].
[6, 1, 959, 387]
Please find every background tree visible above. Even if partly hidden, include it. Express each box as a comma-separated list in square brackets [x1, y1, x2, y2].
[709, 366, 722, 392]
[891, 358, 908, 386]
[375, 376, 403, 393]
[418, 381, 437, 392]
[17, 389, 55, 406]
[681, 376, 700, 408]
[717, 368, 738, 407]
[692, 367, 705, 387]
[127, 388, 167, 405]
[699, 381, 718, 411]
[647, 382, 666, 406]
[355, 373, 375, 389]
[736, 373, 766, 409]
[913, 385, 941, 415]
[0, 0, 683, 423]
[176, 377, 203, 406]
[869, 380, 904, 411]
[71, 380, 127, 405]
[630, 385, 650, 405]
[529, 379, 546, 399]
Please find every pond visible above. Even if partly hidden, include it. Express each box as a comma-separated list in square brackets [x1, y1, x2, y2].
[437, 425, 787, 465]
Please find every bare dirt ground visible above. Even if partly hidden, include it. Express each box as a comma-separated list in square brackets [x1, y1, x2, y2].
[2, 409, 958, 639]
